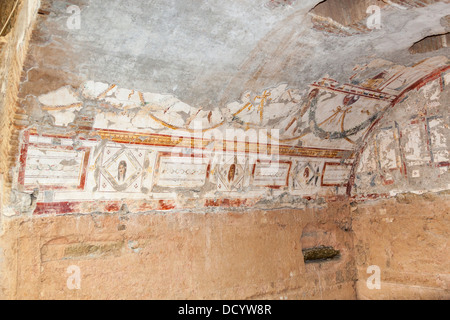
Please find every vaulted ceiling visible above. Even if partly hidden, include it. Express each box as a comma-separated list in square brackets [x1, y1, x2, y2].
[27, 0, 450, 106]
[9, 0, 450, 213]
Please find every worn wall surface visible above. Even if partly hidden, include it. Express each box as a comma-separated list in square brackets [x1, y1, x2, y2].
[351, 72, 450, 300]
[6, 1, 449, 216]
[0, 203, 356, 300]
[352, 194, 449, 300]
[354, 74, 450, 198]
[0, 0, 40, 201]
[0, 0, 449, 300]
[8, 55, 449, 217]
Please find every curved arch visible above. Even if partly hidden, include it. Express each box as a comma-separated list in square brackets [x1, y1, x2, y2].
[346, 64, 450, 196]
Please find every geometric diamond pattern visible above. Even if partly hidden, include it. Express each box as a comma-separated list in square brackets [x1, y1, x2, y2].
[217, 157, 245, 192]
[98, 146, 146, 193]
[293, 162, 322, 190]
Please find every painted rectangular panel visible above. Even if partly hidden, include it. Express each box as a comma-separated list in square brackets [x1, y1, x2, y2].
[321, 162, 352, 187]
[376, 127, 400, 170]
[292, 160, 323, 193]
[428, 117, 449, 164]
[403, 122, 431, 166]
[154, 153, 210, 188]
[252, 160, 291, 188]
[357, 142, 377, 173]
[20, 143, 90, 191]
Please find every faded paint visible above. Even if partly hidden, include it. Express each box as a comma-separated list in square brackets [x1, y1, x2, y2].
[0, 0, 449, 301]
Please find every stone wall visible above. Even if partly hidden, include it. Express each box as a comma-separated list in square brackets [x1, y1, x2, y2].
[0, 202, 356, 299]
[352, 193, 450, 299]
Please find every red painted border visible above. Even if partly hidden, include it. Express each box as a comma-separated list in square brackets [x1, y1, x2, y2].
[154, 151, 212, 186]
[26, 127, 352, 160]
[321, 162, 352, 187]
[251, 160, 292, 189]
[33, 199, 177, 215]
[18, 139, 91, 191]
[32, 195, 349, 215]
[17, 131, 30, 188]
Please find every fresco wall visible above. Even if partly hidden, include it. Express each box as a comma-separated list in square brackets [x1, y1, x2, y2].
[1, 0, 449, 301]
[7, 56, 449, 216]
[353, 63, 450, 198]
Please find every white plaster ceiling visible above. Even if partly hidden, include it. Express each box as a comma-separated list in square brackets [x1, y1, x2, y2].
[37, 0, 450, 107]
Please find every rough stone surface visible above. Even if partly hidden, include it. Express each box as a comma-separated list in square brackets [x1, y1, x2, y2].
[0, 204, 356, 300]
[17, 0, 450, 107]
[353, 194, 450, 300]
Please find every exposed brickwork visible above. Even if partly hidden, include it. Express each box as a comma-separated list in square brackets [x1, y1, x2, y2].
[0, 0, 40, 205]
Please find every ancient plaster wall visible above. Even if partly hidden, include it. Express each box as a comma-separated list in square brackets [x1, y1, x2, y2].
[2, 54, 447, 299]
[309, 0, 445, 36]
[354, 73, 450, 198]
[351, 72, 450, 300]
[0, 203, 356, 300]
[7, 57, 449, 217]
[0, 0, 448, 300]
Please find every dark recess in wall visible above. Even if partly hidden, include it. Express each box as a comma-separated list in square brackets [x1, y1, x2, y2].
[303, 246, 341, 262]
